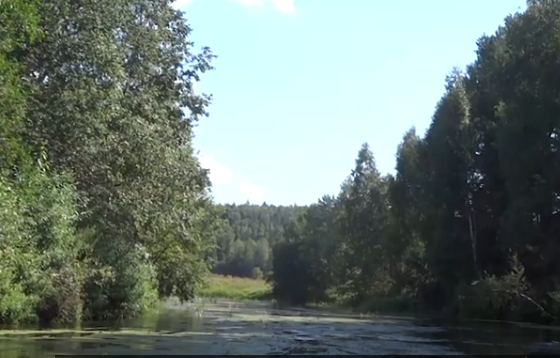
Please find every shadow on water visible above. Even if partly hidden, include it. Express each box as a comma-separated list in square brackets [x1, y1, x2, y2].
[418, 317, 560, 356]
[1, 298, 560, 356]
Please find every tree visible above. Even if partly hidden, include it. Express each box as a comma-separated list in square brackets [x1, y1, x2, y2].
[338, 143, 391, 303]
[388, 128, 431, 296]
[0, 0, 84, 324]
[15, 0, 219, 318]
[493, 0, 560, 298]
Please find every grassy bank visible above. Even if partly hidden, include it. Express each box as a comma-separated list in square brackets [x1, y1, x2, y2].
[199, 275, 271, 300]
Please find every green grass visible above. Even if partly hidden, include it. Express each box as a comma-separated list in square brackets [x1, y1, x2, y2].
[198, 274, 272, 300]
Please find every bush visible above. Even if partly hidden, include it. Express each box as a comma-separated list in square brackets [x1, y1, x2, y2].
[0, 254, 36, 323]
[453, 257, 531, 321]
[358, 291, 420, 314]
[251, 267, 263, 279]
[0, 178, 34, 323]
[82, 241, 159, 321]
[0, 169, 82, 324]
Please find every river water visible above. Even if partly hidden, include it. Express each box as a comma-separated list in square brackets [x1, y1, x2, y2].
[1, 298, 560, 356]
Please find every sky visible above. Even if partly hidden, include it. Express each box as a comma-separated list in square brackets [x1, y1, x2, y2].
[173, 0, 527, 206]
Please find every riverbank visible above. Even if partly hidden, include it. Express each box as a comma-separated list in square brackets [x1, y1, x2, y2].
[198, 274, 271, 300]
[316, 292, 559, 328]
[197, 274, 558, 329]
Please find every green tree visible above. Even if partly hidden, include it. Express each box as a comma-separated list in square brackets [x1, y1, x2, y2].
[493, 0, 560, 300]
[388, 128, 431, 297]
[0, 0, 83, 324]
[338, 143, 391, 303]
[15, 0, 218, 318]
[419, 71, 482, 305]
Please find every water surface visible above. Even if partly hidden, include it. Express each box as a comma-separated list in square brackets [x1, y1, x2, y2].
[1, 298, 560, 356]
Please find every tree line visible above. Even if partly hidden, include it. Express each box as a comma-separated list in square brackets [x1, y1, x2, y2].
[269, 0, 560, 324]
[0, 0, 219, 324]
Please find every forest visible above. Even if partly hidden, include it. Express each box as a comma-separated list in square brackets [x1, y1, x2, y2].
[212, 204, 305, 278]
[2, 0, 560, 327]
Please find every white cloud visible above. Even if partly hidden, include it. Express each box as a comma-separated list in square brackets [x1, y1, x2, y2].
[238, 181, 265, 203]
[198, 155, 266, 204]
[199, 156, 232, 185]
[270, 0, 294, 13]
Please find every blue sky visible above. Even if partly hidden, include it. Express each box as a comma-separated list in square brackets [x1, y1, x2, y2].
[174, 0, 527, 206]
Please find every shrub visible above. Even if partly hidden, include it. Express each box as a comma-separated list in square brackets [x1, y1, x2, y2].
[0, 169, 82, 324]
[454, 256, 530, 321]
[82, 241, 159, 321]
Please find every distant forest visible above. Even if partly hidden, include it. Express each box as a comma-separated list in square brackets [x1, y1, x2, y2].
[211, 204, 305, 278]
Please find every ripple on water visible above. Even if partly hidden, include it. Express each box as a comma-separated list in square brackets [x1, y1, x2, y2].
[3, 299, 559, 356]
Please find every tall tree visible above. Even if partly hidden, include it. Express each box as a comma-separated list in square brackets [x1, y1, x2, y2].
[493, 0, 560, 297]
[339, 143, 390, 303]
[18, 0, 218, 317]
[388, 128, 430, 295]
[423, 71, 479, 299]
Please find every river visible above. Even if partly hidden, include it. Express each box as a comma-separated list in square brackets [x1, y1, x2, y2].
[1, 298, 560, 356]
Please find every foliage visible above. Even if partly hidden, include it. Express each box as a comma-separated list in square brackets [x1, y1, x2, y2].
[0, 0, 218, 323]
[454, 257, 529, 321]
[0, 168, 81, 324]
[0, 0, 39, 172]
[269, 197, 339, 305]
[212, 204, 306, 278]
